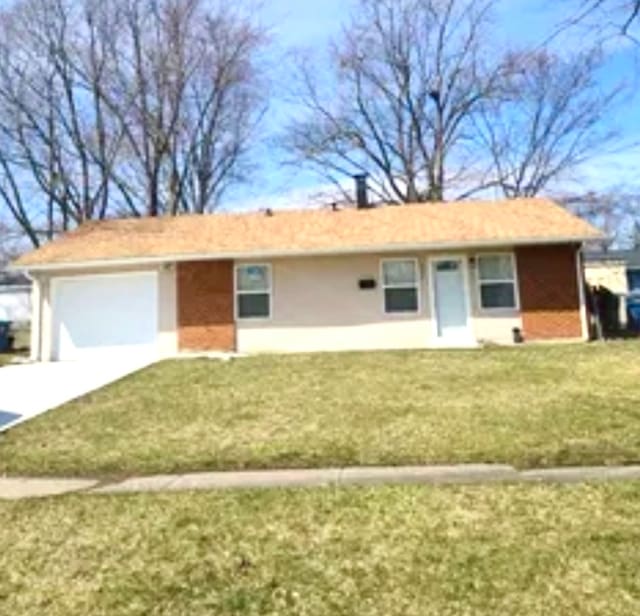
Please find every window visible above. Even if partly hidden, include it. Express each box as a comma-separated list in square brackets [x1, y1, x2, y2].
[382, 259, 419, 313]
[236, 264, 271, 319]
[436, 260, 460, 273]
[477, 254, 517, 310]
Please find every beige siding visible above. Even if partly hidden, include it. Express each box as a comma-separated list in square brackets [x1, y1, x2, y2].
[236, 252, 522, 353]
[236, 255, 429, 353]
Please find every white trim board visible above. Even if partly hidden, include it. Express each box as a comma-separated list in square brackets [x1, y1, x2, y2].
[14, 236, 594, 273]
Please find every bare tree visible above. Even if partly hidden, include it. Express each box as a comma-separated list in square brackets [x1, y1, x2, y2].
[284, 0, 624, 204]
[570, 1, 640, 39]
[0, 0, 111, 243]
[0, 220, 25, 265]
[89, 0, 267, 217]
[560, 189, 640, 248]
[283, 0, 503, 203]
[548, 1, 640, 49]
[469, 49, 619, 198]
[0, 0, 267, 247]
[176, 11, 267, 214]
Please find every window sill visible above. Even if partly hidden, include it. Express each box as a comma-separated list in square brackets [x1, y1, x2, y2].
[476, 307, 520, 316]
[383, 310, 422, 318]
[236, 316, 272, 323]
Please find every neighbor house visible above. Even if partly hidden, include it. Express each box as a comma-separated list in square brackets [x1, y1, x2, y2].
[584, 248, 640, 330]
[13, 197, 601, 362]
[0, 270, 31, 323]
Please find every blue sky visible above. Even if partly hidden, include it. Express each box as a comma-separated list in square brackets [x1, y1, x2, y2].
[225, 0, 640, 210]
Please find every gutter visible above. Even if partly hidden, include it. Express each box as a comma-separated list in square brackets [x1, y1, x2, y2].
[11, 234, 602, 273]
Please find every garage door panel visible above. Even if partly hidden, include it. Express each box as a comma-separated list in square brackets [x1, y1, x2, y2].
[52, 273, 158, 361]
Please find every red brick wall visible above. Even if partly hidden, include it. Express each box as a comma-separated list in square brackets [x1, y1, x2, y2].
[516, 244, 583, 340]
[177, 260, 236, 351]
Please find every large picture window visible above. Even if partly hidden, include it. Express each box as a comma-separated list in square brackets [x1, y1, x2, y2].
[382, 259, 419, 313]
[236, 264, 271, 319]
[477, 254, 517, 310]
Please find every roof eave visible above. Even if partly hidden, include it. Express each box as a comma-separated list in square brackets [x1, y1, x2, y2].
[12, 234, 601, 273]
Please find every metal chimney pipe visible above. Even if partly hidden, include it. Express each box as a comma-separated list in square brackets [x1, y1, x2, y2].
[353, 173, 369, 209]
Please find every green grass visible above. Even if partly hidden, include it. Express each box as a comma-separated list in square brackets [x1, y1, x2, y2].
[1, 483, 640, 615]
[2, 342, 640, 477]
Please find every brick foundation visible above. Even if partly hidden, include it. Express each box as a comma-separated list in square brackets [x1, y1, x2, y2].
[177, 260, 235, 351]
[516, 244, 583, 341]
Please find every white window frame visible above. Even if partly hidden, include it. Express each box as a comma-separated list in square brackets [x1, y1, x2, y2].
[380, 257, 421, 315]
[475, 252, 520, 312]
[234, 263, 272, 321]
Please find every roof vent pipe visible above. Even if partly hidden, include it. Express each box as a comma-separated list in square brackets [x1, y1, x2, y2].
[353, 173, 370, 209]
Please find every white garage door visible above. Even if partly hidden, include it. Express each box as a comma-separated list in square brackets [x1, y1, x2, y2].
[52, 272, 158, 361]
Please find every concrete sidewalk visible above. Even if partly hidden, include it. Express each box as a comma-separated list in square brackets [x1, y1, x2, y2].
[2, 464, 640, 500]
[0, 477, 98, 500]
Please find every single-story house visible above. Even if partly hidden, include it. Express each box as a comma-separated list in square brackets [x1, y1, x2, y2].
[584, 248, 640, 329]
[13, 197, 601, 362]
[0, 270, 31, 323]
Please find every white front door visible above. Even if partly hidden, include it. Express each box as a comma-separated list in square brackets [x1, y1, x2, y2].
[431, 257, 472, 345]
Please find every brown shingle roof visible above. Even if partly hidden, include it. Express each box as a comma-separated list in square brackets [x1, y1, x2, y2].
[15, 198, 602, 269]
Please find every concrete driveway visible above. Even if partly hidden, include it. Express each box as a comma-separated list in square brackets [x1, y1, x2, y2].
[0, 358, 154, 432]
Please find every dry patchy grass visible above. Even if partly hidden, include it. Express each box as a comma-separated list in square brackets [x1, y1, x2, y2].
[1, 482, 640, 615]
[1, 342, 640, 477]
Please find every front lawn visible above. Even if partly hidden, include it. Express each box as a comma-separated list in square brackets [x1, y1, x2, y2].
[1, 343, 640, 477]
[1, 482, 639, 615]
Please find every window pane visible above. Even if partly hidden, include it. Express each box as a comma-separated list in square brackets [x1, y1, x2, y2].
[436, 260, 460, 272]
[478, 255, 514, 281]
[237, 265, 269, 292]
[480, 282, 516, 309]
[383, 260, 417, 286]
[385, 288, 418, 312]
[238, 293, 270, 318]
